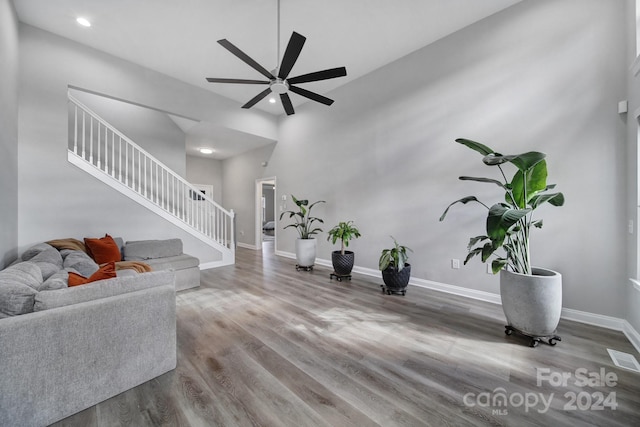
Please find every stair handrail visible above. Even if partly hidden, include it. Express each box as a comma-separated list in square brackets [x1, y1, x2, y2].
[68, 93, 232, 217]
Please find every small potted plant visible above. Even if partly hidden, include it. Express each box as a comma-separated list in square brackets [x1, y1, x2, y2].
[280, 195, 325, 270]
[327, 221, 361, 279]
[378, 236, 412, 295]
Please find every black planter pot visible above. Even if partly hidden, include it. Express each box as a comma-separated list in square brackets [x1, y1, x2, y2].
[331, 250, 355, 276]
[381, 264, 411, 295]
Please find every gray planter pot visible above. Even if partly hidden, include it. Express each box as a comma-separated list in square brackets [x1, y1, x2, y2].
[500, 267, 562, 337]
[295, 238, 317, 267]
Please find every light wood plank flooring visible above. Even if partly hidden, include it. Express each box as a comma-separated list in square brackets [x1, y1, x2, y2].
[53, 243, 640, 426]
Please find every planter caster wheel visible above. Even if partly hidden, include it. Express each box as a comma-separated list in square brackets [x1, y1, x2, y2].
[548, 336, 561, 346]
[330, 273, 352, 282]
[296, 264, 313, 272]
[381, 286, 407, 296]
[505, 325, 561, 347]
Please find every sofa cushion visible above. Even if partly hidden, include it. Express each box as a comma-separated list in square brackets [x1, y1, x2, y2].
[142, 254, 199, 271]
[0, 262, 41, 318]
[68, 262, 117, 287]
[113, 237, 124, 254]
[20, 243, 55, 262]
[84, 234, 122, 264]
[19, 243, 63, 281]
[33, 270, 175, 311]
[40, 269, 71, 291]
[123, 238, 183, 260]
[62, 250, 99, 277]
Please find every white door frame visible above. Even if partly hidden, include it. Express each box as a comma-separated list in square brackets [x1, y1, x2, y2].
[255, 177, 277, 249]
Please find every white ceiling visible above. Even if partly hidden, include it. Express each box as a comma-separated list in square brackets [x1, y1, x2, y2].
[15, 0, 522, 159]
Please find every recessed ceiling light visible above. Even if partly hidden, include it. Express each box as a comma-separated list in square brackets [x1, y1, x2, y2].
[199, 148, 214, 154]
[76, 17, 92, 27]
[269, 97, 276, 104]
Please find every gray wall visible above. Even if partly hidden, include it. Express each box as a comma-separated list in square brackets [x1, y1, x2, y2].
[0, 0, 19, 268]
[70, 90, 187, 176]
[17, 24, 277, 262]
[222, 144, 276, 247]
[186, 155, 223, 202]
[267, 0, 628, 318]
[626, 0, 640, 333]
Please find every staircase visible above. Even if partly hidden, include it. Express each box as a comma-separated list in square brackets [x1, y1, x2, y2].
[67, 93, 235, 267]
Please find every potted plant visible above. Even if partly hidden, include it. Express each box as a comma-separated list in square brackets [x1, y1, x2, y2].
[327, 221, 361, 279]
[378, 236, 412, 295]
[439, 138, 565, 346]
[280, 195, 325, 270]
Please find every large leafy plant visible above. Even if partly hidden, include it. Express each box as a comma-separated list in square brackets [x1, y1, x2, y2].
[279, 195, 325, 239]
[378, 236, 412, 272]
[327, 221, 362, 254]
[439, 138, 564, 275]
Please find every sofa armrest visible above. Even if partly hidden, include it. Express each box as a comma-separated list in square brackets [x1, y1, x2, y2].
[0, 282, 176, 427]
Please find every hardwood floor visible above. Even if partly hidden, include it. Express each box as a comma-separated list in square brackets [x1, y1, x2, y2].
[53, 244, 640, 426]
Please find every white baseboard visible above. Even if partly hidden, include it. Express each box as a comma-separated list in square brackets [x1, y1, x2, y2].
[199, 259, 233, 270]
[623, 321, 640, 353]
[237, 242, 259, 250]
[560, 307, 626, 331]
[275, 250, 640, 352]
[283, 251, 502, 304]
[275, 250, 296, 259]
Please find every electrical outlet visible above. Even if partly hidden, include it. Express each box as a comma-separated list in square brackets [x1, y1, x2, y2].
[451, 259, 460, 269]
[629, 220, 634, 234]
[487, 264, 493, 274]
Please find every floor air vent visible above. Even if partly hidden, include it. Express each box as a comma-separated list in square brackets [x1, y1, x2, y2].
[607, 349, 640, 373]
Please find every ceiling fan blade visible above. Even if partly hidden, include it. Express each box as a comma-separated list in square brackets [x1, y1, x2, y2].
[280, 93, 295, 115]
[289, 85, 334, 106]
[206, 78, 270, 84]
[217, 39, 275, 80]
[278, 31, 306, 80]
[242, 87, 273, 109]
[287, 67, 347, 84]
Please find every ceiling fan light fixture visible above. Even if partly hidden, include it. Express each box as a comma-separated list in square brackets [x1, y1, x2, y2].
[76, 17, 91, 27]
[269, 97, 276, 104]
[199, 148, 214, 154]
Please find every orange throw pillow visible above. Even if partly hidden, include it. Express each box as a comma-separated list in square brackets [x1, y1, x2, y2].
[68, 262, 117, 287]
[84, 234, 121, 264]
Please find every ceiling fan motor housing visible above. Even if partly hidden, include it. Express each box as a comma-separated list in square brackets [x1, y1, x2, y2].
[270, 78, 289, 94]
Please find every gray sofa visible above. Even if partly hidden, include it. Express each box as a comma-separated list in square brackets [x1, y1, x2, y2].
[122, 238, 200, 291]
[0, 239, 191, 426]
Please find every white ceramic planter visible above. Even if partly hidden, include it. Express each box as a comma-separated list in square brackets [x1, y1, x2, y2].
[295, 238, 317, 267]
[500, 267, 562, 336]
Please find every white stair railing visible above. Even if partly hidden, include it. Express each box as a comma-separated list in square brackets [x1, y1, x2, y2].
[67, 94, 235, 264]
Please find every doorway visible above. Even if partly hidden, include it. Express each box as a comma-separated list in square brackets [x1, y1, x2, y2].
[255, 177, 276, 252]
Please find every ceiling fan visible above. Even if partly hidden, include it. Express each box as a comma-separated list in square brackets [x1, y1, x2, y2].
[205, 1, 347, 115]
